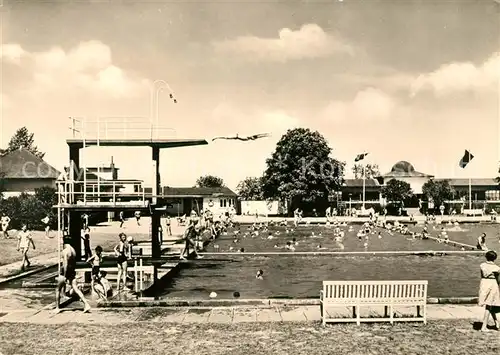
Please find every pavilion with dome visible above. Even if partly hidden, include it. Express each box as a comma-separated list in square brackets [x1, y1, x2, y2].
[340, 160, 500, 209]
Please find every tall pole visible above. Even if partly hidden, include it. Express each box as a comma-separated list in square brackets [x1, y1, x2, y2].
[362, 164, 366, 210]
[151, 80, 176, 140]
[468, 150, 472, 210]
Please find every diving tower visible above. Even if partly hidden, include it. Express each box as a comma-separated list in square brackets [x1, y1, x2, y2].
[56, 116, 208, 287]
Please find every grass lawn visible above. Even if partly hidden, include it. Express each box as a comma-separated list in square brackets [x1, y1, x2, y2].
[0, 227, 151, 267]
[0, 320, 497, 355]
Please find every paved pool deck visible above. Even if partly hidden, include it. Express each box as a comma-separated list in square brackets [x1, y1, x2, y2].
[0, 304, 486, 324]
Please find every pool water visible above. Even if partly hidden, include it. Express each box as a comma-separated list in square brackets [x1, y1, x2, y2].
[160, 223, 499, 299]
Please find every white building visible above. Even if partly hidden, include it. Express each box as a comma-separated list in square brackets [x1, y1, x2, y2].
[161, 186, 238, 217]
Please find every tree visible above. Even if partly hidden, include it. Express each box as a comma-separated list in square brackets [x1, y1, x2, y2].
[352, 163, 380, 179]
[0, 171, 5, 200]
[195, 175, 225, 188]
[381, 179, 413, 205]
[422, 179, 455, 208]
[261, 128, 344, 214]
[237, 177, 264, 200]
[7, 127, 45, 159]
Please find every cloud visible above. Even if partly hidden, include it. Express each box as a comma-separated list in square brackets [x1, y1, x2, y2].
[410, 52, 500, 97]
[3, 41, 148, 99]
[321, 88, 397, 123]
[1, 44, 27, 64]
[213, 24, 353, 62]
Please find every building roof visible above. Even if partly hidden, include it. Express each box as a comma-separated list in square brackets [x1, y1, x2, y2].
[343, 179, 381, 187]
[162, 186, 238, 197]
[382, 160, 434, 178]
[439, 178, 499, 187]
[0, 148, 61, 179]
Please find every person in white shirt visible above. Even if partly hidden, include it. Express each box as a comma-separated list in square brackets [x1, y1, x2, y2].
[325, 207, 332, 222]
[1, 213, 11, 238]
[42, 216, 51, 238]
[478, 251, 500, 331]
[17, 224, 36, 271]
[134, 211, 141, 226]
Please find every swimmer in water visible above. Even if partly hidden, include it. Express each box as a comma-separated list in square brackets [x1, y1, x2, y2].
[256, 270, 264, 280]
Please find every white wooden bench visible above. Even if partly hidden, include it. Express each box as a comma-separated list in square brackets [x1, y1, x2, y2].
[462, 209, 483, 216]
[320, 280, 428, 325]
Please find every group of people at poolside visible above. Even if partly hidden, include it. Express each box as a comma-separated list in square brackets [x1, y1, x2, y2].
[4, 206, 494, 331]
[1, 213, 53, 240]
[55, 230, 134, 313]
[180, 209, 233, 259]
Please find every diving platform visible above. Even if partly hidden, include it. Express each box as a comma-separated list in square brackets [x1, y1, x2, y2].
[58, 116, 209, 287]
[66, 138, 208, 149]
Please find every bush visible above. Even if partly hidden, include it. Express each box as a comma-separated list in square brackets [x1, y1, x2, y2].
[0, 187, 57, 230]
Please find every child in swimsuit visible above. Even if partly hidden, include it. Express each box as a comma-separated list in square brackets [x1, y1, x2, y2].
[87, 246, 105, 299]
[114, 233, 131, 291]
[82, 227, 92, 260]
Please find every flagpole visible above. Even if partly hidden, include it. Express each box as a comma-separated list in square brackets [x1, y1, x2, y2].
[362, 163, 366, 210]
[468, 150, 472, 210]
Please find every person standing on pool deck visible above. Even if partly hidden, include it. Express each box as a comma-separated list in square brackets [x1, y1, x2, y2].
[478, 250, 500, 331]
[1, 213, 11, 238]
[325, 207, 332, 222]
[87, 245, 104, 300]
[82, 213, 89, 230]
[81, 227, 92, 261]
[55, 236, 91, 313]
[114, 232, 132, 291]
[180, 223, 203, 260]
[119, 211, 125, 228]
[41, 215, 51, 238]
[165, 215, 172, 236]
[17, 224, 36, 271]
[477, 233, 488, 251]
[134, 211, 141, 226]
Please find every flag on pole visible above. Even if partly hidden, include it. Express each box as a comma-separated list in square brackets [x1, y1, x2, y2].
[355, 152, 369, 162]
[459, 150, 474, 168]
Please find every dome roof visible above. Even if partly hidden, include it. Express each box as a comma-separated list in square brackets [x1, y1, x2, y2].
[391, 161, 415, 173]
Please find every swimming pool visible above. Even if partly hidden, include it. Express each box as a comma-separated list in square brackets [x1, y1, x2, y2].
[160, 223, 498, 299]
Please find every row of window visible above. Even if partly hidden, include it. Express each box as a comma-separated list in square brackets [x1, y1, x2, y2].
[485, 190, 500, 201]
[220, 198, 235, 207]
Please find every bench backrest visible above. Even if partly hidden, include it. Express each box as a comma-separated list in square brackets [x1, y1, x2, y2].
[322, 281, 428, 301]
[463, 209, 483, 215]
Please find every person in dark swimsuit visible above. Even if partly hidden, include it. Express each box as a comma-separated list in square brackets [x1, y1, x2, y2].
[114, 233, 131, 291]
[81, 227, 92, 260]
[180, 224, 203, 260]
[87, 246, 105, 300]
[55, 236, 91, 313]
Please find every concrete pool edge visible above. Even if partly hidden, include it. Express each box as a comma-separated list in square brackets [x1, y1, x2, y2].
[97, 296, 479, 308]
[0, 264, 58, 285]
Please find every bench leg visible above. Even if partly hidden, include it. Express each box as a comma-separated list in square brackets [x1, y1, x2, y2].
[417, 305, 421, 318]
[384, 306, 389, 318]
[356, 306, 360, 326]
[389, 305, 394, 325]
[352, 306, 356, 319]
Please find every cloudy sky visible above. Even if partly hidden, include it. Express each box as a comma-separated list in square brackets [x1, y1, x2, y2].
[0, 0, 499, 190]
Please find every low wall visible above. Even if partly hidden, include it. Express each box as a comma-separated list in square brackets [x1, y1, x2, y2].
[241, 200, 282, 216]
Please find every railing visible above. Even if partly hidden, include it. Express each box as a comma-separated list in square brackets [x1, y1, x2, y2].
[69, 117, 176, 141]
[57, 180, 147, 206]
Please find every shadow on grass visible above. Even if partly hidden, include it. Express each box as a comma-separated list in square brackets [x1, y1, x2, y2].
[472, 321, 499, 331]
